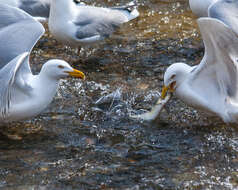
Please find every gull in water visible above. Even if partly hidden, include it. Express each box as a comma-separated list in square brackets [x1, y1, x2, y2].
[133, 18, 238, 123]
[48, 0, 139, 48]
[0, 4, 85, 122]
[161, 18, 238, 123]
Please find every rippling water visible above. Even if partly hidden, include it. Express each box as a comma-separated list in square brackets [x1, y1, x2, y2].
[1, 0, 238, 189]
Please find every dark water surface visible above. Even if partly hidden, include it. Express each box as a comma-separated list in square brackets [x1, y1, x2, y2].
[1, 0, 238, 189]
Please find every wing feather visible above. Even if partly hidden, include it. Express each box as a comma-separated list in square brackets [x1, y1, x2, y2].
[0, 53, 30, 118]
[73, 6, 134, 42]
[209, 0, 238, 35]
[190, 18, 238, 104]
[0, 4, 45, 69]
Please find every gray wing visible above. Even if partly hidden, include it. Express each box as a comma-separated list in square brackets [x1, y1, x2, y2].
[189, 0, 216, 17]
[0, 52, 31, 118]
[0, 0, 19, 7]
[75, 18, 119, 41]
[209, 0, 238, 35]
[74, 5, 137, 42]
[0, 3, 45, 69]
[19, 0, 50, 18]
[190, 18, 238, 103]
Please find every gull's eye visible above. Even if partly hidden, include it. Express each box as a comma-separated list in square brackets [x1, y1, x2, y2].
[58, 65, 64, 69]
[171, 74, 176, 79]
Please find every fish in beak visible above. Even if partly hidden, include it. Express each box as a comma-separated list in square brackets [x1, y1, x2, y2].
[161, 82, 176, 99]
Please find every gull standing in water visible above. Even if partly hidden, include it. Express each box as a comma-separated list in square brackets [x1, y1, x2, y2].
[0, 4, 85, 122]
[48, 0, 139, 48]
[133, 18, 238, 123]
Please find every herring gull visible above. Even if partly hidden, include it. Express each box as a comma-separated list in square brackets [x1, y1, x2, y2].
[0, 4, 85, 122]
[133, 18, 238, 123]
[48, 0, 139, 47]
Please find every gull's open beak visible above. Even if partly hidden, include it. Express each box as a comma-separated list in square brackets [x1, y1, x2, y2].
[66, 69, 85, 79]
[161, 85, 169, 99]
[161, 82, 176, 99]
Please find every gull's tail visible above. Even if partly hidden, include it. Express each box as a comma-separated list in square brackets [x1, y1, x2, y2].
[112, 1, 139, 21]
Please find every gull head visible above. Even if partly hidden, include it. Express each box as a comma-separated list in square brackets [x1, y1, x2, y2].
[40, 59, 85, 80]
[161, 63, 191, 99]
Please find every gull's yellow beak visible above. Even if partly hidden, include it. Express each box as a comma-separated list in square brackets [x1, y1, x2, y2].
[66, 69, 85, 79]
[161, 85, 169, 99]
[161, 82, 176, 99]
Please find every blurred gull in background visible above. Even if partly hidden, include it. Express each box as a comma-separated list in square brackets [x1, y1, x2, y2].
[0, 0, 50, 22]
[48, 0, 139, 50]
[0, 4, 85, 122]
[189, 0, 238, 35]
[209, 0, 238, 35]
[189, 0, 218, 17]
[0, 0, 86, 22]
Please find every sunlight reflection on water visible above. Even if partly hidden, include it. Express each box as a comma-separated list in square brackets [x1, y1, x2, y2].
[1, 0, 238, 189]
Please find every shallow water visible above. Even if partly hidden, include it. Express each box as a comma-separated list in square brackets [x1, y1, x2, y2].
[1, 0, 238, 189]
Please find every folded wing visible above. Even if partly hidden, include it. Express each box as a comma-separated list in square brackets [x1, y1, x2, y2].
[74, 4, 139, 42]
